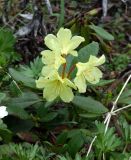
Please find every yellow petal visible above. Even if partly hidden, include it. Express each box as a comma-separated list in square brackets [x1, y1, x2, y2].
[84, 67, 102, 84]
[51, 72, 64, 82]
[68, 36, 85, 51]
[60, 85, 74, 102]
[57, 28, 72, 44]
[55, 54, 66, 69]
[69, 50, 78, 57]
[88, 55, 105, 66]
[44, 34, 60, 52]
[76, 62, 87, 76]
[41, 65, 55, 77]
[74, 74, 86, 93]
[64, 78, 77, 90]
[36, 77, 48, 88]
[44, 81, 60, 101]
[41, 50, 55, 65]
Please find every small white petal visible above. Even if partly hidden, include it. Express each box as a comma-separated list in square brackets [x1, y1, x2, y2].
[0, 106, 8, 118]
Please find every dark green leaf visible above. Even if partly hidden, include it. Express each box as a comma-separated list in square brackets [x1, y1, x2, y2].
[56, 131, 68, 144]
[73, 96, 108, 114]
[0, 120, 12, 142]
[89, 24, 114, 40]
[6, 117, 34, 133]
[41, 112, 58, 122]
[68, 132, 84, 157]
[0, 93, 6, 103]
[7, 105, 30, 119]
[79, 113, 101, 118]
[9, 68, 36, 88]
[89, 79, 115, 87]
[8, 92, 41, 109]
[78, 41, 99, 62]
[0, 28, 20, 66]
[120, 90, 131, 99]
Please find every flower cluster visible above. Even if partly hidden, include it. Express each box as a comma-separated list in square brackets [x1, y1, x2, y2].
[36, 28, 105, 102]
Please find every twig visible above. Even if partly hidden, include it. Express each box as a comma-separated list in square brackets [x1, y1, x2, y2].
[121, 0, 128, 14]
[103, 153, 106, 160]
[114, 104, 131, 113]
[62, 63, 66, 79]
[44, 0, 53, 15]
[104, 74, 131, 133]
[102, 0, 108, 17]
[86, 136, 97, 157]
[114, 74, 131, 105]
[0, 7, 28, 32]
[2, 0, 9, 24]
[86, 74, 131, 157]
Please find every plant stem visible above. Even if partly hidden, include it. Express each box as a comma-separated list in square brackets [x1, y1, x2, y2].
[67, 64, 76, 78]
[123, 143, 128, 153]
[62, 63, 66, 79]
[98, 151, 102, 160]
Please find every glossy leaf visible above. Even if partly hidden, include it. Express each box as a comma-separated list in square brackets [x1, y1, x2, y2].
[89, 24, 114, 40]
[72, 96, 108, 114]
[78, 41, 99, 62]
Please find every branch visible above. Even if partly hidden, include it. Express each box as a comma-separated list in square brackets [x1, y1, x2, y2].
[86, 74, 131, 157]
[44, 0, 53, 15]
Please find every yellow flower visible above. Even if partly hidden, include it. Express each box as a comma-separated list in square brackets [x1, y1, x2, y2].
[41, 50, 66, 77]
[44, 28, 85, 56]
[36, 72, 77, 102]
[74, 55, 105, 93]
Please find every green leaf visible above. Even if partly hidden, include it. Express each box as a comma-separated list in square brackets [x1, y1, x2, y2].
[120, 90, 131, 99]
[75, 153, 82, 160]
[6, 117, 34, 133]
[19, 56, 43, 79]
[0, 29, 15, 53]
[7, 92, 41, 119]
[58, 156, 67, 160]
[79, 113, 101, 118]
[8, 92, 41, 109]
[89, 24, 114, 40]
[89, 79, 115, 86]
[0, 119, 12, 142]
[0, 93, 6, 103]
[110, 153, 131, 160]
[9, 68, 36, 88]
[95, 122, 121, 153]
[68, 131, 84, 157]
[114, 90, 131, 105]
[56, 131, 68, 144]
[72, 96, 108, 114]
[118, 97, 131, 105]
[120, 119, 131, 142]
[7, 105, 30, 119]
[78, 41, 99, 62]
[0, 28, 20, 66]
[41, 112, 58, 122]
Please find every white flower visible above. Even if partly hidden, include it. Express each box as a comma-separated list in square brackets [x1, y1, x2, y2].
[0, 106, 8, 118]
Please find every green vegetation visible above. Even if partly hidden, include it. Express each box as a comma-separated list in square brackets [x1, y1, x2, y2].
[0, 0, 130, 159]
